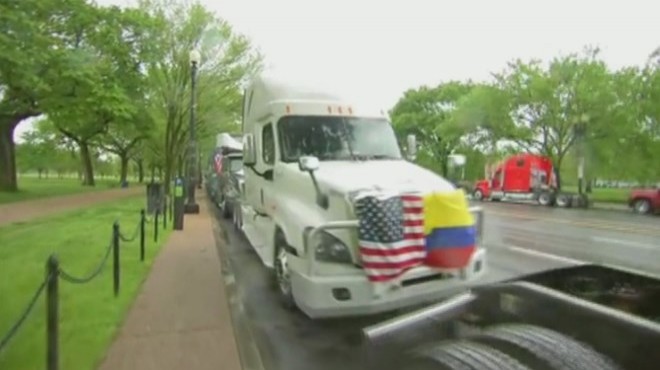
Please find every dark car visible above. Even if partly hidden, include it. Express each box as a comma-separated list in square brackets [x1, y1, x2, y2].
[628, 186, 660, 215]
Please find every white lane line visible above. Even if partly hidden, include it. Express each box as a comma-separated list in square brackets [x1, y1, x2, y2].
[506, 245, 660, 279]
[506, 245, 585, 265]
[591, 236, 658, 250]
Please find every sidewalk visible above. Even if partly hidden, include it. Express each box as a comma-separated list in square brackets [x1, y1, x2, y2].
[96, 193, 243, 370]
[0, 186, 142, 226]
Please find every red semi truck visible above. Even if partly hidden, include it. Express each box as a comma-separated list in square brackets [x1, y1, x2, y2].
[472, 153, 588, 208]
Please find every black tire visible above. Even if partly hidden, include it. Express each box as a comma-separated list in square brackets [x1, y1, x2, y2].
[538, 192, 554, 207]
[221, 199, 232, 219]
[232, 203, 242, 230]
[472, 324, 620, 370]
[633, 198, 652, 214]
[406, 340, 532, 370]
[274, 231, 296, 310]
[473, 189, 484, 201]
[556, 193, 572, 208]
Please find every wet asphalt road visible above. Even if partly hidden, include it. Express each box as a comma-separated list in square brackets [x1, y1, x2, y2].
[211, 201, 660, 370]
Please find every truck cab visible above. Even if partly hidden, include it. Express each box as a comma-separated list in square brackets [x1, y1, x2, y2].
[211, 133, 244, 218]
[472, 153, 571, 207]
[236, 76, 486, 319]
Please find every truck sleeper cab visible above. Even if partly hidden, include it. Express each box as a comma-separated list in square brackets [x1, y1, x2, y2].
[237, 76, 486, 318]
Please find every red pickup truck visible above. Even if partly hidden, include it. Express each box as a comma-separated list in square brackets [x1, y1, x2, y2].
[628, 187, 660, 214]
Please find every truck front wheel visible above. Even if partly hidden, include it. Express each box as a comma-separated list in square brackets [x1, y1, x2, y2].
[274, 233, 296, 309]
[537, 192, 554, 207]
[473, 189, 484, 201]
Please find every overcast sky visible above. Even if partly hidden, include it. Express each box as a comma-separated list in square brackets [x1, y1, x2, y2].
[15, 0, 660, 140]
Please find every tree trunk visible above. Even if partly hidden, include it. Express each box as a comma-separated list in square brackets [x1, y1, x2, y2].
[0, 123, 18, 192]
[119, 153, 129, 183]
[79, 142, 96, 186]
[137, 159, 144, 183]
[163, 164, 172, 193]
[177, 154, 184, 178]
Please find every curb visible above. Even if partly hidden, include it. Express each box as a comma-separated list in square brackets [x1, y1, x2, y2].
[209, 200, 266, 370]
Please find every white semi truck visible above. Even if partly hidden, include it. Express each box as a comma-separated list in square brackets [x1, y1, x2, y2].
[233, 76, 486, 319]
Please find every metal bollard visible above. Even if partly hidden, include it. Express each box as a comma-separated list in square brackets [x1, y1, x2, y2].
[140, 209, 146, 262]
[46, 255, 59, 370]
[163, 197, 167, 229]
[154, 210, 159, 243]
[112, 222, 120, 296]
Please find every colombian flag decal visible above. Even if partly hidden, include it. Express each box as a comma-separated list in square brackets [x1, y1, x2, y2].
[422, 190, 476, 269]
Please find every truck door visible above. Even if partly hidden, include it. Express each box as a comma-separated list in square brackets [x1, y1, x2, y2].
[491, 169, 503, 190]
[257, 122, 276, 215]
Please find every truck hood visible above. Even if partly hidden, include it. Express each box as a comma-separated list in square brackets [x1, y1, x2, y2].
[313, 160, 455, 195]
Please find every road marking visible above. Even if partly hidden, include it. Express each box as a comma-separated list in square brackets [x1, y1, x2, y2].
[506, 244, 660, 279]
[506, 245, 585, 265]
[486, 208, 660, 237]
[591, 236, 657, 250]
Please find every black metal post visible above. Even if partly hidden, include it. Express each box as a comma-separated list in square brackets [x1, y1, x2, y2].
[163, 197, 167, 229]
[154, 210, 159, 242]
[185, 55, 200, 214]
[197, 154, 202, 190]
[140, 209, 146, 262]
[576, 122, 586, 195]
[112, 222, 120, 296]
[169, 191, 174, 221]
[46, 255, 59, 370]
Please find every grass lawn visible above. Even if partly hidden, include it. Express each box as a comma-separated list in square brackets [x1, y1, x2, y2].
[0, 196, 172, 370]
[0, 176, 129, 205]
[561, 186, 630, 204]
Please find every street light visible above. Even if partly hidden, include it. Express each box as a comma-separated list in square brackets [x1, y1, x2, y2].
[574, 113, 590, 195]
[184, 48, 201, 214]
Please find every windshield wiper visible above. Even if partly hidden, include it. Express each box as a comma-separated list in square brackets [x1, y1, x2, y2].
[354, 154, 400, 160]
[369, 154, 400, 160]
[339, 117, 357, 161]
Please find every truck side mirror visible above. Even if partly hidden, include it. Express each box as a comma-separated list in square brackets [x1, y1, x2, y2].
[406, 134, 417, 161]
[298, 156, 320, 172]
[243, 134, 256, 166]
[298, 155, 328, 209]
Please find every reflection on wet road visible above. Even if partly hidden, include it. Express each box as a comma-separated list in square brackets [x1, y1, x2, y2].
[212, 201, 659, 370]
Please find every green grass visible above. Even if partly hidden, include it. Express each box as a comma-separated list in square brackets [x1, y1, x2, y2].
[0, 177, 130, 205]
[0, 196, 172, 370]
[562, 186, 630, 204]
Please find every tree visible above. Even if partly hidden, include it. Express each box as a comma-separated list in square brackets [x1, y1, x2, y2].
[44, 4, 159, 186]
[452, 49, 633, 188]
[139, 0, 262, 191]
[390, 82, 474, 176]
[15, 128, 60, 177]
[0, 0, 86, 191]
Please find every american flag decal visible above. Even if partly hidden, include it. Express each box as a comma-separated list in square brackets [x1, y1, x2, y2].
[355, 193, 425, 282]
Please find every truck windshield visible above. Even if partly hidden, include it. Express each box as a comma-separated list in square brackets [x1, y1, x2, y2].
[277, 115, 402, 162]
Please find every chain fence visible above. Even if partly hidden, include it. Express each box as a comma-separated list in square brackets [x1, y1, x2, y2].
[0, 204, 167, 370]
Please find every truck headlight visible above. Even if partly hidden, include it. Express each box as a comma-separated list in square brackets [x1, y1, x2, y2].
[469, 206, 484, 244]
[307, 229, 352, 264]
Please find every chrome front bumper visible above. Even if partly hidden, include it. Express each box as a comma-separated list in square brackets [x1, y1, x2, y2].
[293, 207, 486, 318]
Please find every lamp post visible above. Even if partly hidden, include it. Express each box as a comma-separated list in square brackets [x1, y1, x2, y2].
[197, 152, 202, 189]
[184, 49, 201, 214]
[574, 113, 590, 195]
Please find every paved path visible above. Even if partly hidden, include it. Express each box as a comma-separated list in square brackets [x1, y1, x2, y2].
[0, 187, 143, 226]
[97, 193, 243, 370]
